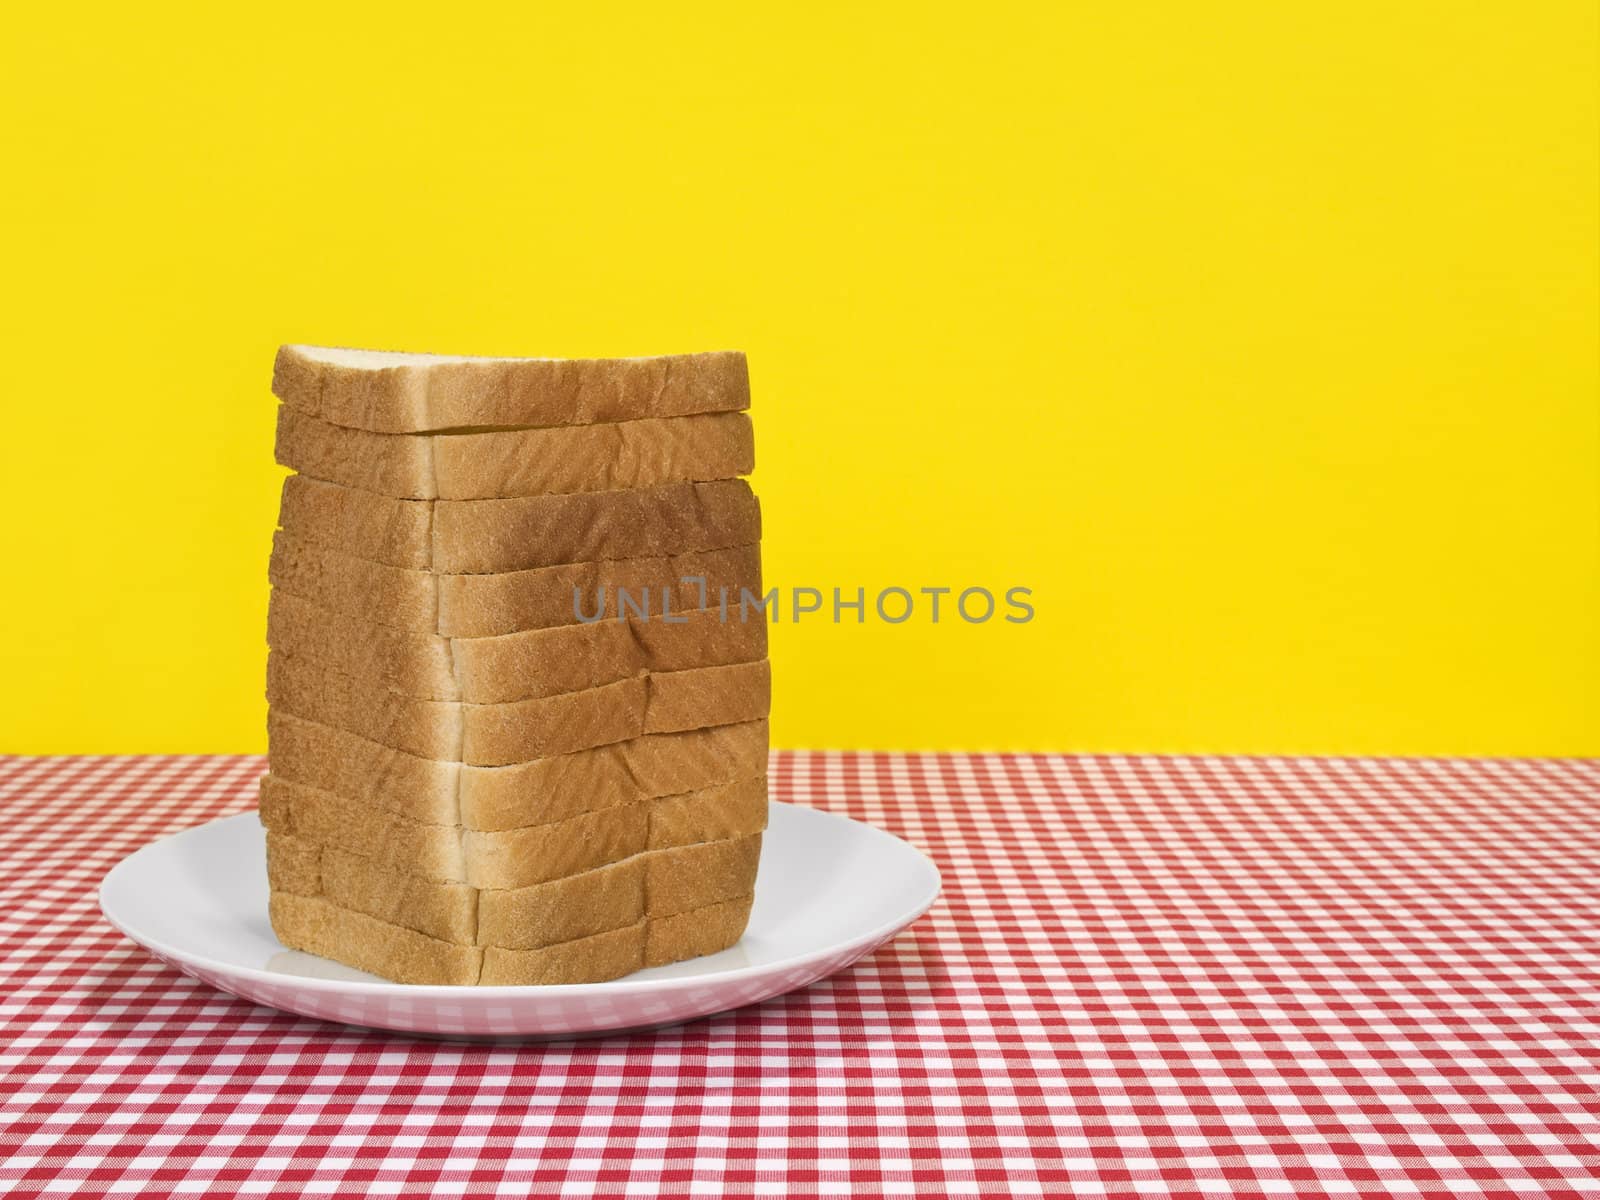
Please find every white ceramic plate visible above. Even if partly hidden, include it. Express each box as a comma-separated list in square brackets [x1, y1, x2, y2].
[99, 802, 940, 1039]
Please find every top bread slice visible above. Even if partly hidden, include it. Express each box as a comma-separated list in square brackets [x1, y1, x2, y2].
[273, 345, 749, 434]
[277, 406, 754, 500]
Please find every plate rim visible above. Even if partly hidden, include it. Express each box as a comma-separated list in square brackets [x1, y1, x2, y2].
[99, 801, 942, 999]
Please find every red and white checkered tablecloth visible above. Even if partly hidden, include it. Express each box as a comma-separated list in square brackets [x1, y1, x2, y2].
[0, 753, 1596, 1197]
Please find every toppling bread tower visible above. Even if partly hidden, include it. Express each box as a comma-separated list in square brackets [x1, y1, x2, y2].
[261, 345, 769, 985]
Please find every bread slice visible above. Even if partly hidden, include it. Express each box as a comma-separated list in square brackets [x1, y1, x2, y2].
[260, 772, 767, 889]
[268, 589, 768, 704]
[268, 891, 754, 985]
[638, 896, 755, 970]
[641, 659, 771, 737]
[269, 529, 438, 631]
[272, 345, 750, 434]
[267, 711, 769, 829]
[267, 654, 770, 766]
[266, 827, 762, 949]
[278, 475, 760, 573]
[269, 530, 763, 638]
[278, 406, 754, 500]
[269, 892, 483, 985]
[268, 832, 476, 943]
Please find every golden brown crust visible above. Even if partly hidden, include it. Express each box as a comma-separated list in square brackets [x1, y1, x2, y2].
[261, 772, 767, 889]
[268, 590, 455, 699]
[264, 827, 321, 894]
[267, 528, 761, 640]
[268, 827, 762, 951]
[269, 891, 754, 985]
[646, 775, 769, 850]
[268, 710, 770, 831]
[643, 833, 762, 919]
[477, 924, 645, 986]
[261, 774, 468, 881]
[269, 530, 764, 639]
[272, 345, 750, 434]
[431, 480, 761, 574]
[478, 834, 761, 949]
[268, 710, 462, 824]
[277, 406, 753, 500]
[269, 530, 440, 632]
[644, 895, 754, 969]
[277, 476, 434, 571]
[267, 588, 768, 704]
[466, 776, 765, 888]
[268, 892, 484, 986]
[476, 856, 645, 950]
[267, 653, 770, 766]
[437, 542, 764, 638]
[277, 475, 760, 574]
[643, 660, 772, 736]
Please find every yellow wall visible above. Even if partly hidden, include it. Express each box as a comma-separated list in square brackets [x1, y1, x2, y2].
[2, 4, 1594, 756]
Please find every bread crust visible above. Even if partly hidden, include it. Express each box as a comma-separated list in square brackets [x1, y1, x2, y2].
[277, 405, 754, 499]
[266, 826, 762, 950]
[268, 892, 755, 985]
[277, 475, 760, 573]
[267, 588, 768, 704]
[269, 530, 764, 638]
[266, 654, 771, 766]
[267, 710, 770, 830]
[260, 772, 767, 890]
[273, 344, 750, 434]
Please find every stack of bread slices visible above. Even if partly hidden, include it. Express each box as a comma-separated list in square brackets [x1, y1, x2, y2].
[261, 345, 769, 985]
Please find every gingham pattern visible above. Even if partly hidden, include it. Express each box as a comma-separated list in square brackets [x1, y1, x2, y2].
[0, 753, 1596, 1197]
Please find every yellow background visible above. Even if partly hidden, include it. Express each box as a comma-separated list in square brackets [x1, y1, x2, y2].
[2, 4, 1595, 756]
